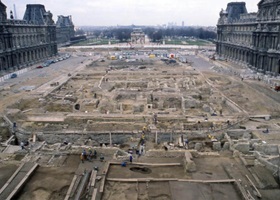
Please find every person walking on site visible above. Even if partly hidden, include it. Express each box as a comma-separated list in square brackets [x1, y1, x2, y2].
[80, 152, 84, 163]
[20, 141, 25, 150]
[81, 149, 86, 163]
[129, 154, 133, 163]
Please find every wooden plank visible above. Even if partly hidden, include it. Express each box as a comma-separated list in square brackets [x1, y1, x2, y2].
[106, 178, 236, 183]
[64, 175, 77, 200]
[88, 170, 94, 189]
[107, 178, 176, 182]
[102, 162, 110, 175]
[203, 179, 236, 183]
[91, 171, 97, 187]
[109, 161, 181, 166]
[74, 171, 90, 200]
[107, 178, 139, 182]
[6, 163, 38, 200]
[0, 163, 25, 195]
[91, 188, 98, 200]
[235, 180, 250, 200]
[99, 176, 106, 193]
[245, 175, 262, 198]
[1, 135, 14, 146]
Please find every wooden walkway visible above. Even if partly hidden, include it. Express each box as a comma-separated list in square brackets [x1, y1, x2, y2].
[0, 162, 38, 200]
[106, 178, 236, 183]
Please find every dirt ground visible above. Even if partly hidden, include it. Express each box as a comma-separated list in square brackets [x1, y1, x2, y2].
[204, 72, 280, 115]
[0, 163, 18, 189]
[1, 50, 280, 200]
[103, 155, 244, 200]
[107, 165, 188, 179]
[15, 155, 80, 200]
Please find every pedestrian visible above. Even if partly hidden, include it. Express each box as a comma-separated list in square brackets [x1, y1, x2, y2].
[100, 154, 104, 162]
[20, 141, 24, 150]
[227, 120, 230, 126]
[88, 148, 93, 161]
[93, 149, 97, 159]
[80, 153, 85, 163]
[81, 149, 86, 163]
[129, 154, 133, 163]
[185, 138, 189, 148]
[141, 145, 144, 155]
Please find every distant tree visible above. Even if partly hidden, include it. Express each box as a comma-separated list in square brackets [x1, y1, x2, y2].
[92, 30, 102, 38]
[114, 28, 132, 42]
[152, 30, 163, 42]
[144, 27, 217, 41]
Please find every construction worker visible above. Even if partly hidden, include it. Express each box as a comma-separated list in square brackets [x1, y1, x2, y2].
[100, 154, 104, 162]
[88, 148, 93, 161]
[129, 154, 133, 163]
[93, 149, 97, 159]
[80, 153, 85, 163]
[20, 141, 25, 150]
[81, 149, 86, 163]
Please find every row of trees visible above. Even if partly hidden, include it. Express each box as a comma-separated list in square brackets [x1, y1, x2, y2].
[86, 27, 217, 42]
[144, 27, 217, 42]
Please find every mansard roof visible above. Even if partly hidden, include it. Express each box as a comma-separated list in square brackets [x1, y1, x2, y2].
[258, 0, 279, 6]
[0, 0, 7, 8]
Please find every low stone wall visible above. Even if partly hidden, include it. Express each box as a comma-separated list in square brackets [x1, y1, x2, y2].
[183, 151, 196, 172]
[227, 129, 250, 140]
[145, 150, 185, 158]
[253, 143, 280, 156]
[16, 131, 138, 145]
[15, 129, 208, 146]
[254, 151, 278, 173]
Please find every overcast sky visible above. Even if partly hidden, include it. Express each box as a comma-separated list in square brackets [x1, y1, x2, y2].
[4, 0, 260, 27]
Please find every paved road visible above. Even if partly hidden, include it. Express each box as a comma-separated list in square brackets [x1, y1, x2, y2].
[186, 55, 214, 71]
[0, 55, 87, 89]
[0, 54, 99, 112]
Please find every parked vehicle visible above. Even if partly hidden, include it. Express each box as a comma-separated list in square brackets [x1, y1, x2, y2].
[275, 85, 280, 92]
[36, 65, 43, 69]
[10, 73, 17, 78]
[43, 60, 52, 67]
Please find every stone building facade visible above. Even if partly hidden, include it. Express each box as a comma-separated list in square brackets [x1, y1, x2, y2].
[0, 2, 57, 72]
[216, 1, 280, 75]
[56, 15, 75, 44]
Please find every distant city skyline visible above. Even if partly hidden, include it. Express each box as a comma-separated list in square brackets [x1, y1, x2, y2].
[4, 0, 260, 27]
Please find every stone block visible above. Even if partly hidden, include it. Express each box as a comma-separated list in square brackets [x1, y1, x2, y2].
[194, 143, 203, 151]
[242, 132, 252, 140]
[213, 142, 221, 151]
[233, 150, 240, 157]
[234, 142, 250, 154]
[133, 105, 144, 113]
[253, 144, 279, 155]
[202, 104, 211, 112]
[185, 98, 199, 109]
[249, 139, 261, 147]
[222, 142, 230, 150]
[184, 152, 197, 172]
[186, 161, 197, 173]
